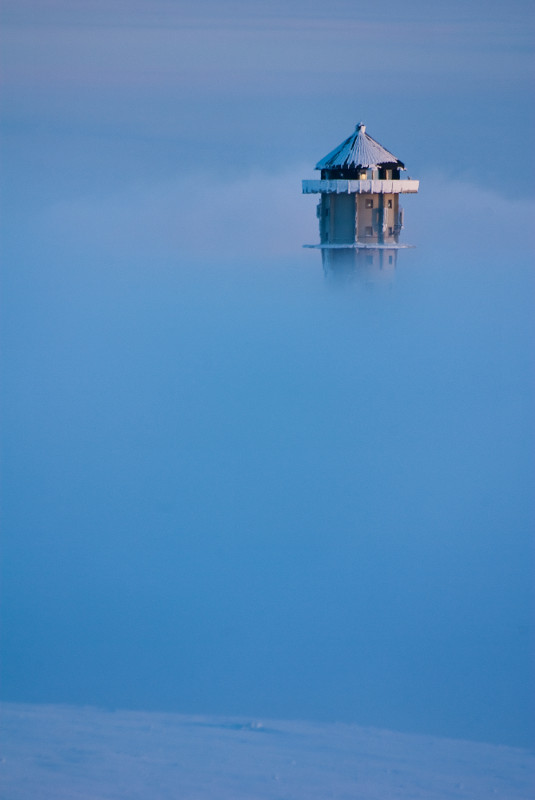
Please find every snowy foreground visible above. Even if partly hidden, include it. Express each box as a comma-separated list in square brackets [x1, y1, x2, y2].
[0, 703, 533, 800]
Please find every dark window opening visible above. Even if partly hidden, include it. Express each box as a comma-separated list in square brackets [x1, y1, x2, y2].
[365, 199, 373, 209]
[387, 199, 393, 208]
[365, 226, 373, 236]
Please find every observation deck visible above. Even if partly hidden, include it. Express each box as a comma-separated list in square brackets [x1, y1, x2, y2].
[302, 179, 419, 195]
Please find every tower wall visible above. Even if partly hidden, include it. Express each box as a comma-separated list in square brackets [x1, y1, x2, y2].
[320, 194, 356, 244]
[319, 192, 402, 245]
[321, 246, 398, 281]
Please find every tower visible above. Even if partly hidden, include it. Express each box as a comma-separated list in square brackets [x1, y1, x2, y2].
[303, 123, 419, 279]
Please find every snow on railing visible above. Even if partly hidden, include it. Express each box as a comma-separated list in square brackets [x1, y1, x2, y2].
[302, 179, 419, 194]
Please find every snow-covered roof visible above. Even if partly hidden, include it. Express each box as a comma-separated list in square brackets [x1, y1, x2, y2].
[316, 123, 405, 171]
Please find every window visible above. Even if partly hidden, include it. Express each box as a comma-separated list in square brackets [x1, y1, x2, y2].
[365, 226, 373, 236]
[387, 199, 393, 208]
[388, 227, 393, 236]
[365, 199, 373, 209]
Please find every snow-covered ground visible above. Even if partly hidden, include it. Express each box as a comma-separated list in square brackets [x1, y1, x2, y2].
[1, 703, 533, 799]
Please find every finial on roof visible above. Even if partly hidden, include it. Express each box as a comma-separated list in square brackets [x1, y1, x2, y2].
[356, 122, 366, 133]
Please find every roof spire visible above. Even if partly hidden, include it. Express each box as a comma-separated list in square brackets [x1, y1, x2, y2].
[316, 123, 404, 171]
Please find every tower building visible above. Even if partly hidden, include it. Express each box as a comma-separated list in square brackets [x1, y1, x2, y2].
[303, 123, 419, 278]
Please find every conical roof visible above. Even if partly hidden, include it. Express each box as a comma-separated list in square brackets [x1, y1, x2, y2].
[316, 123, 404, 171]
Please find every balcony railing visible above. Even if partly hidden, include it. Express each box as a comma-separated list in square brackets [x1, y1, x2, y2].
[302, 179, 419, 195]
